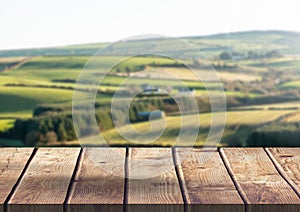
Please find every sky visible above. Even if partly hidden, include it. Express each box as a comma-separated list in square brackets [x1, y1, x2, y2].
[0, 0, 299, 50]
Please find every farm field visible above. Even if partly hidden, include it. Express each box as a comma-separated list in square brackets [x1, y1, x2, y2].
[0, 119, 14, 131]
[244, 58, 300, 73]
[131, 67, 261, 82]
[102, 110, 295, 145]
[0, 30, 300, 147]
[0, 87, 76, 118]
[44, 110, 295, 147]
[233, 101, 300, 110]
[280, 80, 300, 89]
[284, 111, 300, 122]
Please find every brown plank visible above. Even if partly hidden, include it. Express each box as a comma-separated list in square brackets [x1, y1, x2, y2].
[266, 148, 300, 197]
[127, 148, 183, 211]
[7, 148, 80, 211]
[221, 148, 300, 211]
[175, 148, 244, 211]
[67, 148, 126, 212]
[0, 148, 34, 210]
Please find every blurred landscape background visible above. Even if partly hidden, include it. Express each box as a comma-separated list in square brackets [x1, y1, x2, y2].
[0, 30, 299, 147]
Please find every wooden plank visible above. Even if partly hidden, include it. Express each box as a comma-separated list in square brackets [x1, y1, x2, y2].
[266, 148, 300, 197]
[0, 148, 34, 211]
[67, 148, 126, 212]
[7, 148, 81, 212]
[221, 148, 300, 212]
[175, 148, 244, 212]
[127, 148, 183, 203]
[127, 148, 183, 212]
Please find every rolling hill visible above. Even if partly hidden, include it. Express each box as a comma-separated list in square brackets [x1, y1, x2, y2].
[0, 30, 300, 147]
[0, 30, 300, 58]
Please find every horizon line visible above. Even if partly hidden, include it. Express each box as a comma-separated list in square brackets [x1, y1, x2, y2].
[0, 29, 299, 52]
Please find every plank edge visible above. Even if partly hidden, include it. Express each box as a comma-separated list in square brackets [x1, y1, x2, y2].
[5, 148, 37, 205]
[172, 148, 190, 204]
[64, 148, 84, 205]
[219, 148, 248, 204]
[265, 148, 300, 198]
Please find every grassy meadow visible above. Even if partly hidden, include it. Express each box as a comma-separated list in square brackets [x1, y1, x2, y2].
[0, 30, 300, 147]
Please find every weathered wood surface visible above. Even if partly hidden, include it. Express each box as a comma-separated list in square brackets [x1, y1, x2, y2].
[266, 148, 300, 197]
[66, 148, 126, 212]
[175, 148, 243, 204]
[0, 148, 34, 204]
[175, 148, 245, 212]
[127, 148, 183, 204]
[0, 147, 300, 212]
[8, 148, 80, 204]
[220, 148, 300, 204]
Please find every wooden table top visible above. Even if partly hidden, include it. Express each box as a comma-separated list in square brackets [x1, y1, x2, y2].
[1, 147, 300, 212]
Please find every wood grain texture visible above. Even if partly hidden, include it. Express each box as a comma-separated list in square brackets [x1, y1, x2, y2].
[127, 148, 183, 204]
[267, 148, 300, 197]
[0, 148, 34, 203]
[8, 148, 81, 204]
[220, 148, 300, 205]
[175, 148, 244, 205]
[4, 147, 300, 211]
[67, 148, 126, 205]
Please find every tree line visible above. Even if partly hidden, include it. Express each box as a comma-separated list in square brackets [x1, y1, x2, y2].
[247, 122, 300, 146]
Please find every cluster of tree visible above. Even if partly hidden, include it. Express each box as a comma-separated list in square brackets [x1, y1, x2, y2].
[223, 68, 300, 96]
[135, 95, 212, 114]
[223, 80, 276, 95]
[218, 50, 282, 61]
[112, 62, 186, 76]
[0, 98, 169, 145]
[33, 105, 66, 116]
[1, 114, 76, 146]
[212, 62, 237, 70]
[5, 83, 75, 91]
[226, 94, 300, 108]
[190, 59, 237, 71]
[7, 92, 294, 146]
[52, 78, 77, 83]
[150, 62, 185, 68]
[4, 83, 116, 96]
[247, 50, 282, 59]
[219, 52, 233, 60]
[114, 65, 146, 76]
[0, 61, 21, 72]
[247, 122, 300, 146]
[0, 108, 115, 146]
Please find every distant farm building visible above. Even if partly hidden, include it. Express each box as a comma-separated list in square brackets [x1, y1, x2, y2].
[138, 110, 166, 120]
[142, 88, 168, 95]
[178, 88, 195, 96]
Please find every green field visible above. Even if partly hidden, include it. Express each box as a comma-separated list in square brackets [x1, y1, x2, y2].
[0, 119, 15, 131]
[0, 87, 76, 118]
[280, 80, 300, 89]
[0, 30, 300, 147]
[51, 110, 293, 147]
[234, 101, 300, 110]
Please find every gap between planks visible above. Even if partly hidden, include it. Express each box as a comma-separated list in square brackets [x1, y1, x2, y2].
[63, 148, 83, 205]
[7, 148, 82, 207]
[3, 147, 300, 211]
[175, 148, 244, 205]
[265, 148, 300, 198]
[3, 148, 37, 207]
[220, 148, 300, 205]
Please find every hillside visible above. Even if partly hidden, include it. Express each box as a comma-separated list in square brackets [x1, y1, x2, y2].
[0, 30, 300, 147]
[1, 30, 300, 58]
